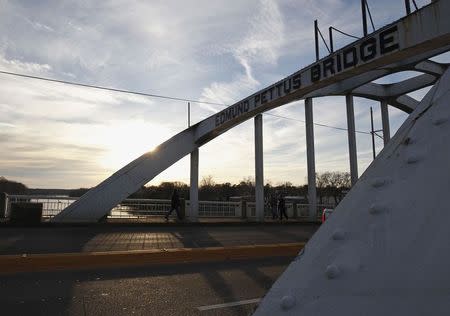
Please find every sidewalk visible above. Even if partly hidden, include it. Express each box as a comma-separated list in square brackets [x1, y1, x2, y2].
[0, 222, 319, 255]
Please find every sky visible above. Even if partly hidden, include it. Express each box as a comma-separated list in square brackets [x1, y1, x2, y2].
[0, 0, 445, 189]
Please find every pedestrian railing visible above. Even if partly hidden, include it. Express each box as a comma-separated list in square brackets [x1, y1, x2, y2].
[3, 194, 334, 221]
[5, 195, 76, 218]
[186, 200, 241, 217]
[247, 202, 334, 220]
[112, 199, 172, 218]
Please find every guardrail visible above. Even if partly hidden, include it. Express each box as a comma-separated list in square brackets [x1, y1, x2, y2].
[3, 195, 334, 221]
[247, 202, 334, 221]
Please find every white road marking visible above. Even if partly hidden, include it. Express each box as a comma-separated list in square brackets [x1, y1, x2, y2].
[197, 298, 261, 311]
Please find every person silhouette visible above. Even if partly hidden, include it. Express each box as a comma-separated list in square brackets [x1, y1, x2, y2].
[278, 193, 288, 221]
[270, 193, 278, 220]
[165, 189, 181, 221]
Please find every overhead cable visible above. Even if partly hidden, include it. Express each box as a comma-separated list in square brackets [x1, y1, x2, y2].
[330, 27, 360, 40]
[365, 0, 376, 32]
[265, 112, 371, 135]
[317, 27, 331, 53]
[0, 69, 372, 135]
[0, 70, 225, 106]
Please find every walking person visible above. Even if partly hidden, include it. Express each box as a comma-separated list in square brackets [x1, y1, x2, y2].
[270, 193, 278, 220]
[165, 189, 181, 221]
[278, 193, 288, 221]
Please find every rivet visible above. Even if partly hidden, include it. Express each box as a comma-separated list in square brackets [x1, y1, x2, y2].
[403, 137, 413, 145]
[280, 295, 296, 310]
[332, 230, 344, 240]
[325, 264, 340, 279]
[369, 203, 384, 214]
[432, 117, 447, 126]
[294, 248, 305, 261]
[371, 178, 388, 188]
[406, 155, 421, 164]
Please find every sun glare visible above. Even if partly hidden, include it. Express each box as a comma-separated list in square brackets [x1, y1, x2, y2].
[95, 120, 172, 170]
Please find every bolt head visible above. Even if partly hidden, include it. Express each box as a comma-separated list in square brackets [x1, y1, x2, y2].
[325, 264, 340, 279]
[280, 295, 296, 310]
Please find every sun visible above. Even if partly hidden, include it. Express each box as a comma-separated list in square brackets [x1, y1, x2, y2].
[95, 119, 173, 170]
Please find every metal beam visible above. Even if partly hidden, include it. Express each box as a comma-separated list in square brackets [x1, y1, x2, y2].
[302, 46, 450, 103]
[352, 74, 436, 99]
[254, 114, 264, 222]
[190, 148, 199, 221]
[305, 98, 317, 221]
[346, 95, 358, 186]
[394, 95, 419, 111]
[350, 73, 437, 112]
[380, 101, 390, 146]
[414, 60, 448, 76]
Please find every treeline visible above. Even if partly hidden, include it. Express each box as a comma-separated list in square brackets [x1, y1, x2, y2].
[0, 177, 28, 194]
[128, 177, 308, 201]
[126, 171, 350, 204]
[316, 171, 351, 204]
[1, 171, 351, 204]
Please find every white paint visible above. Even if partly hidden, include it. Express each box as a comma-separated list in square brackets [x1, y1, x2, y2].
[197, 298, 260, 311]
[253, 66, 450, 316]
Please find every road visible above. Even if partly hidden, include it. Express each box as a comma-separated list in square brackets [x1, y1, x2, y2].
[0, 257, 291, 316]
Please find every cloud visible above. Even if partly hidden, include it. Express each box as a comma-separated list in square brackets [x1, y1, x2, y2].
[0, 0, 433, 189]
[200, 0, 284, 105]
[0, 52, 51, 74]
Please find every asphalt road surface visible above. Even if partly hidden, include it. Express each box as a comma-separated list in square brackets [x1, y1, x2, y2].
[0, 257, 292, 316]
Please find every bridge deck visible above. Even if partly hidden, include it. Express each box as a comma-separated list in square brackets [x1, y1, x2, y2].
[0, 223, 318, 255]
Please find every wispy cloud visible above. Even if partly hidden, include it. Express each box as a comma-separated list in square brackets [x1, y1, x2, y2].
[200, 0, 284, 104]
[0, 0, 441, 189]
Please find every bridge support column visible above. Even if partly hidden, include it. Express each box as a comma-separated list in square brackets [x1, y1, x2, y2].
[305, 98, 317, 221]
[346, 95, 358, 186]
[254, 114, 264, 222]
[190, 148, 199, 222]
[381, 100, 390, 146]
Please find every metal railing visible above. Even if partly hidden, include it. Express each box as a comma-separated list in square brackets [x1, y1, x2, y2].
[247, 202, 334, 220]
[112, 199, 172, 218]
[3, 195, 334, 221]
[5, 195, 76, 218]
[186, 200, 241, 217]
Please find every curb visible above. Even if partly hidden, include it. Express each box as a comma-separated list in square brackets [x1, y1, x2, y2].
[0, 242, 305, 275]
[0, 221, 321, 228]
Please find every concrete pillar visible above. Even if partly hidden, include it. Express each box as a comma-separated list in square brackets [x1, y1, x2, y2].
[381, 100, 390, 146]
[305, 98, 317, 221]
[346, 95, 358, 186]
[189, 148, 199, 221]
[254, 114, 264, 222]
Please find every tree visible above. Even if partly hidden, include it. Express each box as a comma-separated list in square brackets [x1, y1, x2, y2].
[315, 171, 351, 204]
[200, 175, 215, 188]
[0, 177, 27, 194]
